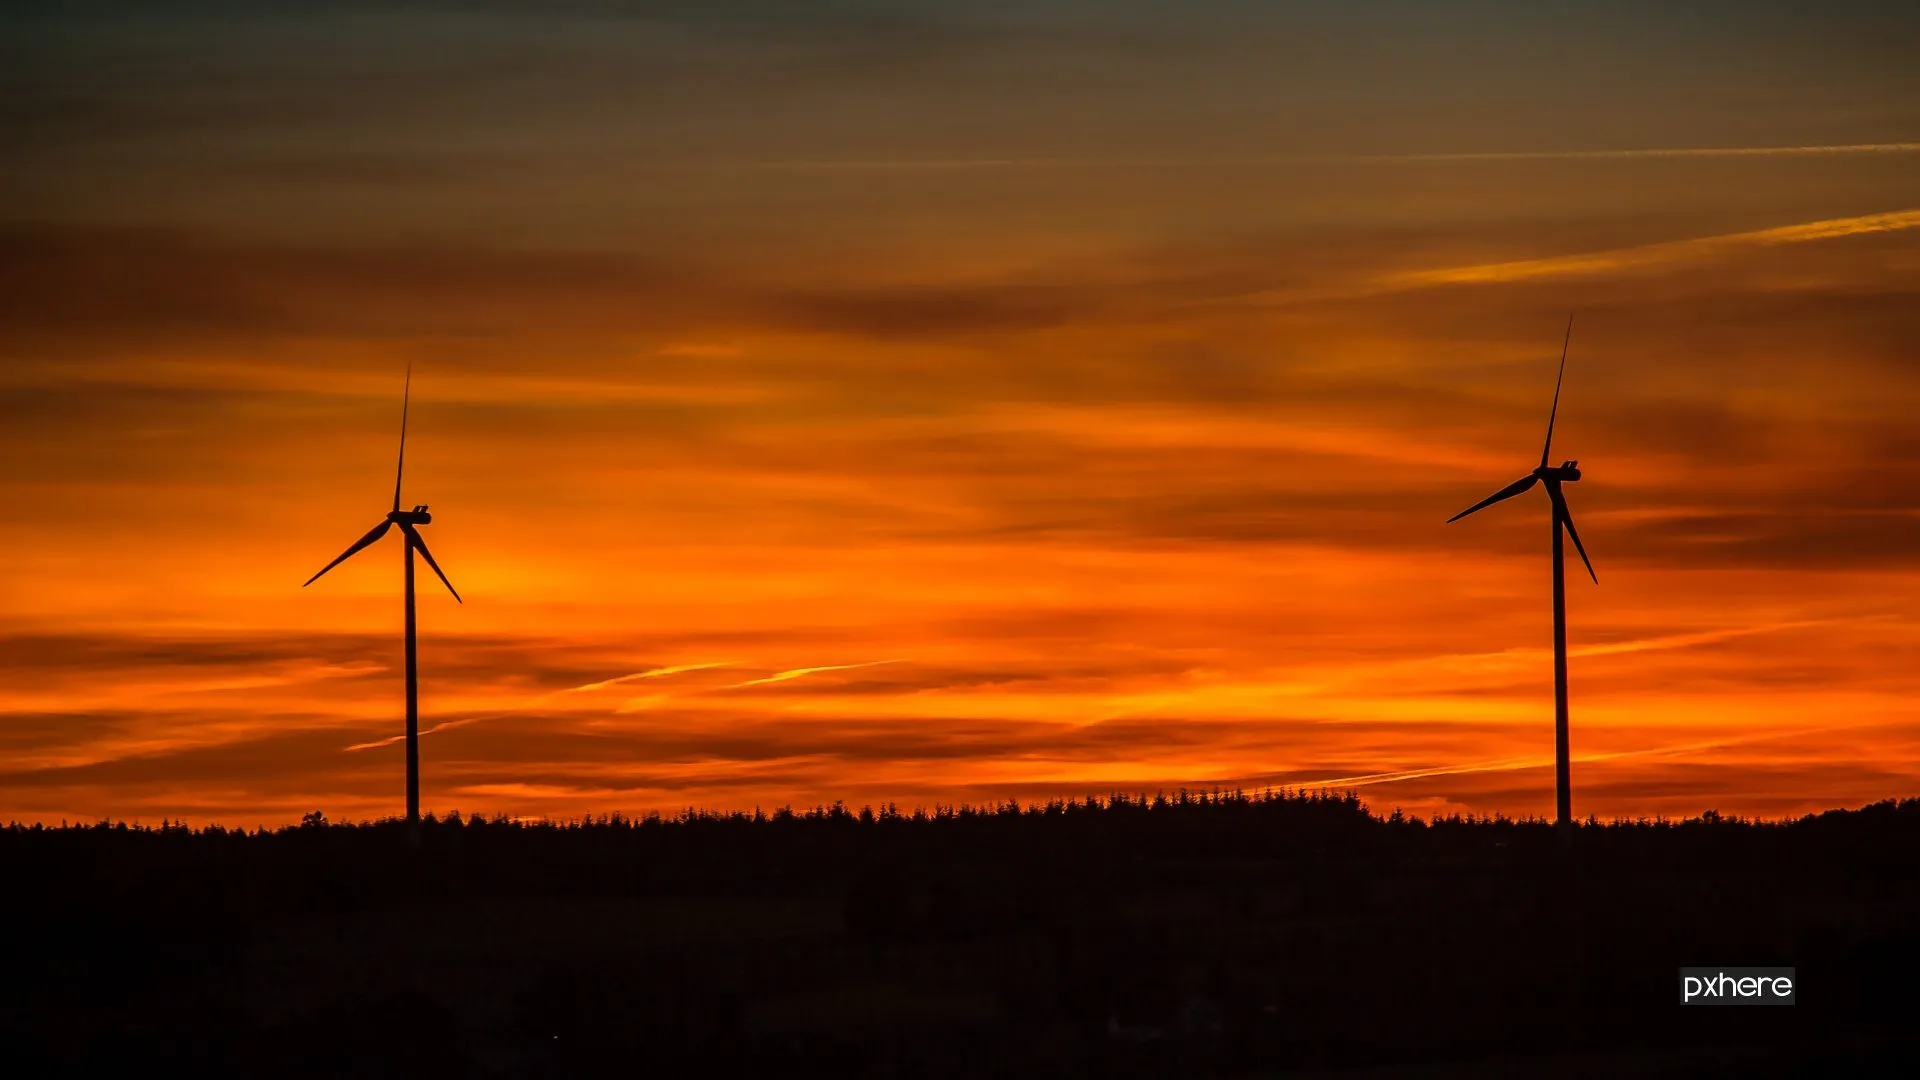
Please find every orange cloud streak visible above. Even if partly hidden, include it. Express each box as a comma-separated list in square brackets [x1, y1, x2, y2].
[722, 660, 908, 691]
[1383, 209, 1920, 287]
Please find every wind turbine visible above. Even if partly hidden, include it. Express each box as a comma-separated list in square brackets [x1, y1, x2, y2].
[1447, 317, 1596, 846]
[303, 365, 462, 833]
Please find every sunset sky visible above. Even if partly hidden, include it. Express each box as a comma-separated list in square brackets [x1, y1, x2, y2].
[4, 1, 1919, 826]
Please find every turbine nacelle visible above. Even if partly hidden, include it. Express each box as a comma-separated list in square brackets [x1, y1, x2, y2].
[390, 505, 433, 526]
[1535, 461, 1582, 482]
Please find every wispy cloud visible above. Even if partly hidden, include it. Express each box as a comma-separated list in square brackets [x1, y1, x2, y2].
[567, 662, 737, 693]
[722, 660, 906, 691]
[1351, 142, 1920, 164]
[334, 661, 741, 751]
[1569, 621, 1835, 660]
[344, 716, 483, 753]
[1381, 209, 1920, 287]
[736, 142, 1920, 172]
[1192, 206, 1920, 311]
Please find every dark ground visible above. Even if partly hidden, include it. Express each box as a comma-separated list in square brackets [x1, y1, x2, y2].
[4, 790, 1917, 1078]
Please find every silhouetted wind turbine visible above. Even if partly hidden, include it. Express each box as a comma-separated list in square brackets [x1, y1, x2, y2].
[1447, 316, 1596, 847]
[303, 365, 461, 834]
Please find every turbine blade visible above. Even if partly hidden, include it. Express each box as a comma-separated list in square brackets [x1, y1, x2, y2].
[393, 362, 412, 514]
[400, 523, 462, 604]
[1447, 475, 1538, 523]
[1540, 314, 1574, 470]
[1554, 493, 1598, 584]
[303, 520, 392, 587]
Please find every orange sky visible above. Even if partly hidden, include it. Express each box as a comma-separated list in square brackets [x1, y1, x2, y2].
[4, 3, 1919, 826]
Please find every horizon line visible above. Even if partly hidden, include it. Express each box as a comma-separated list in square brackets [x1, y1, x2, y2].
[14, 790, 1910, 833]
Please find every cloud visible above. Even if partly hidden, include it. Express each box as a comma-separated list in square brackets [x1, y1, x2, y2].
[1379, 209, 1920, 288]
[743, 141, 1920, 172]
[0, 224, 704, 346]
[0, 223, 1147, 348]
[1349, 142, 1920, 164]
[343, 715, 483, 753]
[768, 284, 1092, 337]
[567, 662, 738, 693]
[722, 660, 907, 691]
[1569, 622, 1837, 659]
[0, 719, 379, 789]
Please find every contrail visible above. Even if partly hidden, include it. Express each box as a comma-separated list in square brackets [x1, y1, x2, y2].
[567, 662, 737, 693]
[341, 661, 737, 751]
[737, 142, 1920, 172]
[1411, 618, 1835, 668]
[1348, 142, 1920, 164]
[1382, 208, 1920, 287]
[345, 716, 481, 753]
[341, 658, 903, 749]
[722, 659, 905, 690]
[1570, 621, 1831, 660]
[1206, 206, 1920, 309]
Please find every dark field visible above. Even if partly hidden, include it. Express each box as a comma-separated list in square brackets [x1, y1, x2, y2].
[5, 790, 1918, 1078]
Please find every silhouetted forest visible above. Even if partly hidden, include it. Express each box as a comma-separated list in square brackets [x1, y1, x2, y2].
[5, 789, 1917, 1077]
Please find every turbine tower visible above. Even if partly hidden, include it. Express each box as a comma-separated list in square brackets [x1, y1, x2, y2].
[1447, 317, 1596, 846]
[303, 365, 462, 833]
